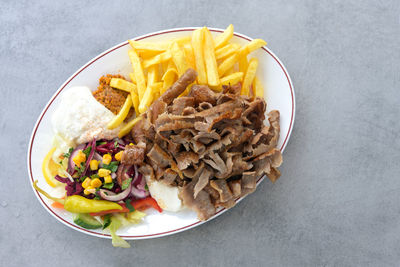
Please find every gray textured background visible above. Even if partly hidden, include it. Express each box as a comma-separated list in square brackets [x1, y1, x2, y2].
[1, 0, 400, 266]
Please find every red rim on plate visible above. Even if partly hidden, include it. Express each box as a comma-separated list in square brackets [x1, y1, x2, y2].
[27, 27, 295, 239]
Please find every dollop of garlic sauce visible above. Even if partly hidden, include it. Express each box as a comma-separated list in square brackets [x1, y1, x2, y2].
[51, 86, 122, 156]
[145, 175, 184, 212]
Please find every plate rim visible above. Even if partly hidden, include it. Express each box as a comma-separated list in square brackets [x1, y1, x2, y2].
[27, 27, 296, 240]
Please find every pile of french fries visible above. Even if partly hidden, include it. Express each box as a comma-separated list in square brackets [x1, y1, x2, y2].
[107, 25, 267, 138]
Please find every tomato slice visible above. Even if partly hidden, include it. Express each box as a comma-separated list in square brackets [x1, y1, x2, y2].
[132, 197, 163, 213]
[90, 197, 162, 216]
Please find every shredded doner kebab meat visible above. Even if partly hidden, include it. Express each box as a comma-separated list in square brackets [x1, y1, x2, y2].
[122, 69, 282, 221]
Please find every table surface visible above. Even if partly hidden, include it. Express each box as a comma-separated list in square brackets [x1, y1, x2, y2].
[1, 1, 400, 266]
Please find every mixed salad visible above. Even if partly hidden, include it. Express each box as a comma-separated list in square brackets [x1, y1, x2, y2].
[35, 137, 162, 248]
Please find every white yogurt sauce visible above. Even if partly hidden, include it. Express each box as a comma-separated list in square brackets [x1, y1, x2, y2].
[51, 86, 122, 147]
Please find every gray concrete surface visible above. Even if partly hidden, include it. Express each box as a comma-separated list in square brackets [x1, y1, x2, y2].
[1, 0, 399, 266]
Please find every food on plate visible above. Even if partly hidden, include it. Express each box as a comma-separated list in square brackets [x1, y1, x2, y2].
[34, 25, 282, 247]
[51, 86, 122, 149]
[127, 69, 282, 221]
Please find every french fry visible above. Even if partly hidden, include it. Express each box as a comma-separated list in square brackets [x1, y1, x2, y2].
[161, 67, 178, 94]
[118, 116, 142, 138]
[138, 87, 153, 114]
[253, 76, 264, 98]
[151, 82, 163, 94]
[218, 53, 238, 77]
[142, 50, 172, 69]
[139, 50, 163, 59]
[220, 72, 243, 87]
[129, 40, 169, 53]
[215, 43, 240, 60]
[226, 65, 236, 75]
[238, 39, 266, 72]
[214, 24, 234, 50]
[241, 58, 258, 95]
[161, 60, 169, 73]
[131, 91, 140, 115]
[184, 43, 196, 69]
[107, 96, 132, 129]
[238, 55, 248, 73]
[239, 39, 267, 56]
[128, 49, 146, 101]
[109, 78, 139, 115]
[191, 28, 207, 84]
[129, 73, 136, 84]
[147, 65, 158, 85]
[170, 42, 188, 76]
[139, 65, 158, 114]
[110, 78, 137, 94]
[138, 82, 163, 114]
[179, 82, 194, 97]
[203, 28, 220, 86]
[172, 36, 192, 46]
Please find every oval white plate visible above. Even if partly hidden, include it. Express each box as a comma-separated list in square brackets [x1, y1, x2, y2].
[27, 27, 295, 240]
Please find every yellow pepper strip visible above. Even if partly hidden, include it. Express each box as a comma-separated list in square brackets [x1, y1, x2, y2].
[107, 96, 132, 129]
[214, 24, 234, 49]
[33, 180, 122, 213]
[241, 58, 258, 96]
[118, 116, 143, 138]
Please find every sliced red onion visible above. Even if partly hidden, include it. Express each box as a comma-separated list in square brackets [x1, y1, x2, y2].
[99, 182, 132, 201]
[93, 152, 102, 161]
[132, 167, 141, 186]
[131, 186, 149, 199]
[115, 138, 125, 146]
[96, 147, 111, 154]
[59, 169, 74, 183]
[136, 174, 146, 191]
[111, 172, 117, 179]
[67, 144, 86, 174]
[81, 138, 96, 177]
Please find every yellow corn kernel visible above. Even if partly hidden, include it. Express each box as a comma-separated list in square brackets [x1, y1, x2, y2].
[102, 154, 112, 165]
[90, 178, 102, 188]
[89, 160, 99, 171]
[72, 150, 86, 167]
[129, 143, 134, 146]
[84, 186, 95, 195]
[82, 177, 92, 189]
[98, 168, 111, 177]
[115, 151, 123, 161]
[104, 175, 113, 184]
